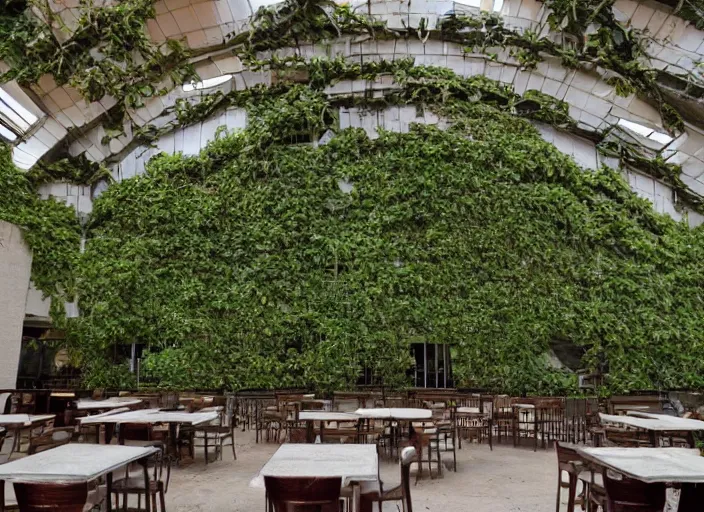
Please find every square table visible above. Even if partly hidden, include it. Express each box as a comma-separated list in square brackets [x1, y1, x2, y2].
[75, 397, 143, 411]
[79, 408, 219, 449]
[576, 446, 704, 484]
[600, 412, 704, 446]
[0, 414, 55, 428]
[353, 408, 431, 420]
[251, 444, 378, 511]
[0, 444, 158, 512]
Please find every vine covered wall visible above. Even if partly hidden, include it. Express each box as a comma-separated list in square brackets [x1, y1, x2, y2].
[68, 78, 704, 394]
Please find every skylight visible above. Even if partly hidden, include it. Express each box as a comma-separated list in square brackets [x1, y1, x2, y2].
[617, 118, 673, 145]
[182, 75, 233, 92]
[0, 87, 39, 142]
[249, 0, 281, 11]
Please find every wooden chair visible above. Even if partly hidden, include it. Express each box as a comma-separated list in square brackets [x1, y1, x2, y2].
[192, 406, 237, 463]
[603, 427, 654, 448]
[264, 476, 341, 512]
[13, 482, 88, 512]
[553, 440, 605, 512]
[360, 446, 415, 512]
[27, 427, 75, 455]
[603, 470, 666, 512]
[111, 448, 169, 511]
[492, 395, 514, 445]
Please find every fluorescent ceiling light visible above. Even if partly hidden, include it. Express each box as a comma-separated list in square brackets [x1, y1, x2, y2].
[183, 75, 233, 92]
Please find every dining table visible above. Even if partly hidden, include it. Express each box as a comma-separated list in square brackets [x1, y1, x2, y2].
[0, 414, 56, 455]
[251, 444, 378, 511]
[79, 408, 219, 453]
[75, 397, 143, 411]
[576, 446, 704, 509]
[599, 412, 704, 446]
[0, 443, 159, 512]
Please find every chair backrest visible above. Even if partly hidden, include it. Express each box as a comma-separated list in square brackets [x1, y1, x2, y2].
[604, 427, 654, 448]
[264, 476, 341, 512]
[554, 441, 584, 476]
[120, 423, 153, 442]
[400, 446, 416, 512]
[14, 482, 88, 512]
[603, 470, 666, 512]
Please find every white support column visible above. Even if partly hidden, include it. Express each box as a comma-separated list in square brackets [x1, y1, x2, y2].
[0, 221, 32, 388]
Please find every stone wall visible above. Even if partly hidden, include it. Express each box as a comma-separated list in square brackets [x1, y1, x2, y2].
[0, 222, 32, 389]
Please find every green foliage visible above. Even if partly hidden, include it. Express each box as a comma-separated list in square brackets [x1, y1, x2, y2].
[0, 0, 195, 120]
[0, 143, 81, 300]
[25, 154, 113, 188]
[64, 79, 704, 394]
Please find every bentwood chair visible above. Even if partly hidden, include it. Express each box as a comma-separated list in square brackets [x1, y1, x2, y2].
[360, 446, 416, 512]
[603, 470, 666, 512]
[264, 476, 342, 512]
[192, 406, 237, 463]
[111, 447, 169, 512]
[14, 482, 88, 512]
[554, 441, 604, 512]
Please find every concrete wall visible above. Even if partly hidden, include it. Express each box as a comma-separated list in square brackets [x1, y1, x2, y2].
[0, 221, 32, 389]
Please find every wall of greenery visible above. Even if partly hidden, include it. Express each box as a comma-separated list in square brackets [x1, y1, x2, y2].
[62, 74, 704, 394]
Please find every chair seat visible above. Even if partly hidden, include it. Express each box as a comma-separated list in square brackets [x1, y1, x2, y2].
[578, 471, 604, 487]
[111, 477, 161, 494]
[359, 481, 402, 501]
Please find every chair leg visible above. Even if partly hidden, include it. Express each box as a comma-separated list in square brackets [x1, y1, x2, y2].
[159, 489, 166, 512]
[204, 435, 209, 464]
[567, 475, 577, 512]
[556, 471, 562, 512]
[231, 435, 237, 460]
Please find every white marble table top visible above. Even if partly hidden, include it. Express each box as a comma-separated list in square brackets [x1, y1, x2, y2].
[0, 414, 55, 427]
[79, 408, 218, 426]
[354, 408, 432, 420]
[600, 412, 704, 432]
[0, 444, 158, 483]
[250, 444, 378, 488]
[576, 447, 704, 483]
[75, 397, 143, 410]
[299, 412, 360, 422]
[512, 404, 535, 409]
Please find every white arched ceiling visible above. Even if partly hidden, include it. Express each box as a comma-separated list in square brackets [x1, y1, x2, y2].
[4, 0, 704, 227]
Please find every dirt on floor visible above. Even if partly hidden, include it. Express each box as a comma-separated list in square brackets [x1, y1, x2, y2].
[167, 430, 560, 512]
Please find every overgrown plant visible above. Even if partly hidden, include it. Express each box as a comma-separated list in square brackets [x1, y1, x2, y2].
[62, 81, 704, 394]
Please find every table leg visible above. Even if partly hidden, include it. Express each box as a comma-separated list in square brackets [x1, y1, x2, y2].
[350, 482, 360, 512]
[1, 478, 5, 512]
[169, 423, 179, 461]
[139, 457, 151, 512]
[306, 422, 314, 444]
[104, 423, 115, 445]
[106, 472, 113, 512]
[320, 422, 325, 443]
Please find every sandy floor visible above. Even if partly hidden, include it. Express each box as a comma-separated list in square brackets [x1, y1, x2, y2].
[167, 430, 560, 512]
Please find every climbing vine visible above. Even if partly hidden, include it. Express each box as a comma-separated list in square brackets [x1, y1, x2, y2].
[0, 0, 195, 126]
[60, 76, 704, 394]
[0, 143, 81, 304]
